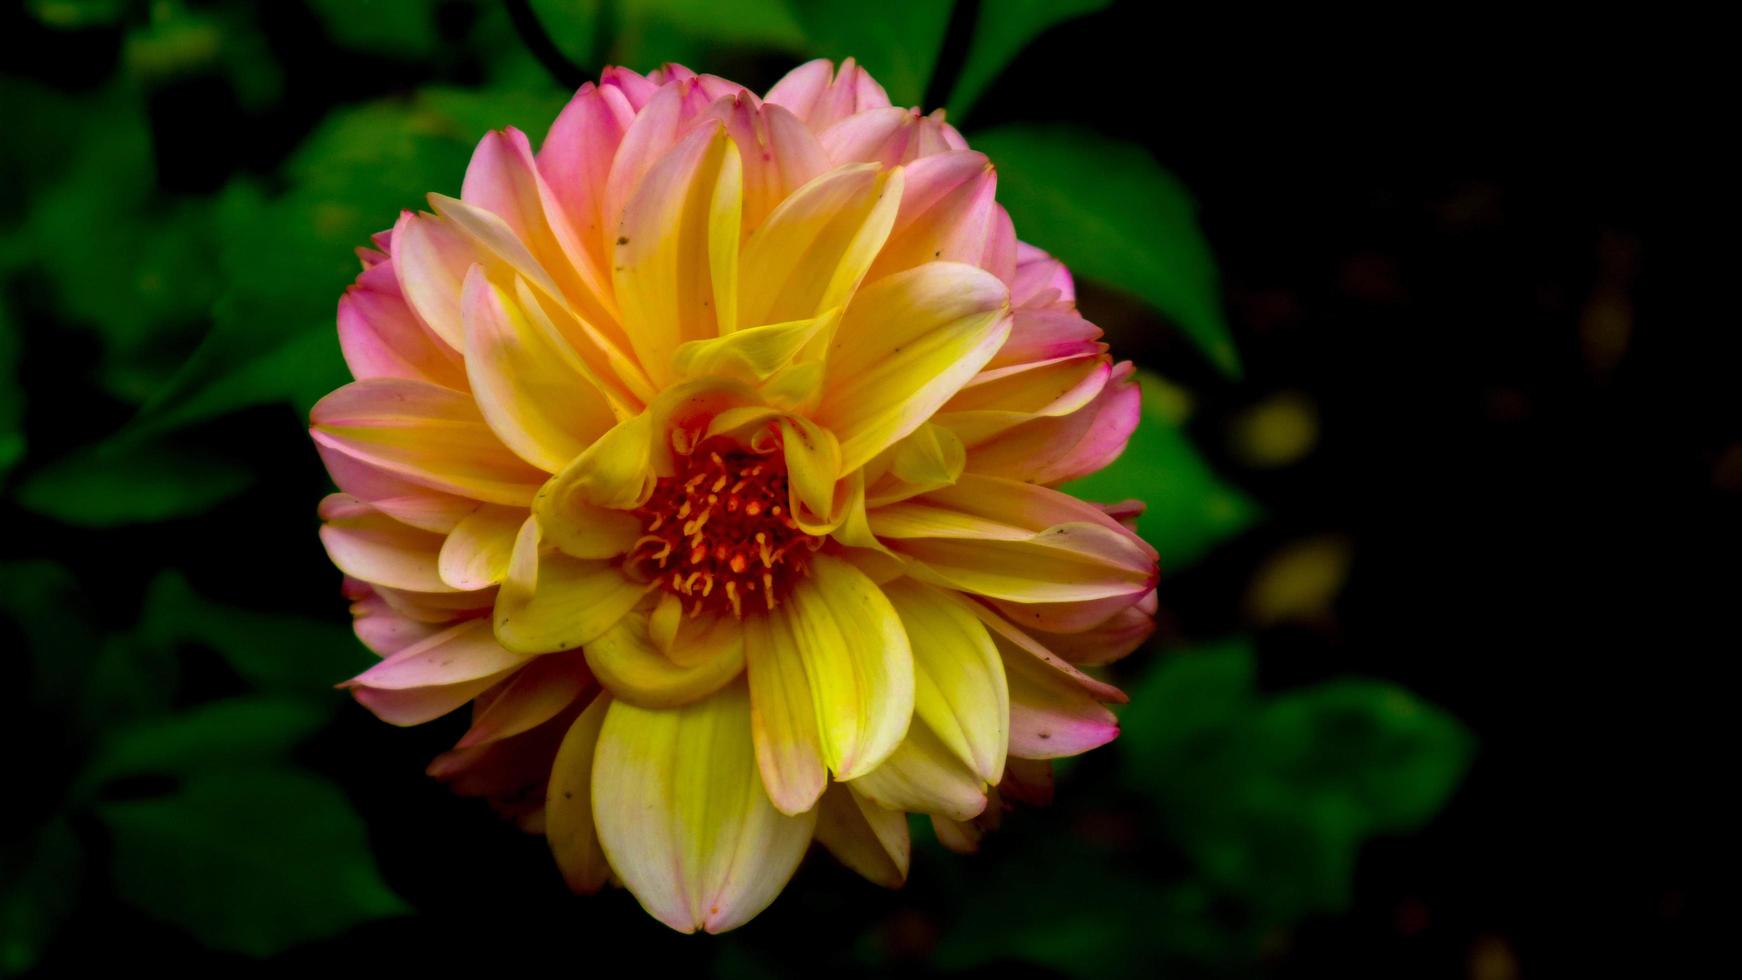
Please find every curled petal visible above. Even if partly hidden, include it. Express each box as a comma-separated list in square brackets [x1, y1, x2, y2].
[583, 609, 746, 708]
[437, 506, 526, 591]
[493, 519, 650, 654]
[1012, 241, 1075, 306]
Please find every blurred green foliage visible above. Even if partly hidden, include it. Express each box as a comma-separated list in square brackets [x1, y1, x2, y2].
[0, 1, 1468, 974]
[1122, 639, 1471, 920]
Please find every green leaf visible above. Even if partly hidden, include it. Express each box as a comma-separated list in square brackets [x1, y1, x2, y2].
[528, 0, 604, 69]
[1061, 369, 1258, 568]
[1120, 640, 1474, 920]
[946, 0, 1111, 121]
[25, 0, 129, 30]
[0, 818, 81, 978]
[99, 769, 408, 957]
[136, 572, 366, 696]
[306, 0, 441, 58]
[610, 0, 807, 69]
[790, 0, 953, 108]
[0, 561, 101, 711]
[969, 125, 1241, 376]
[0, 300, 22, 482]
[128, 91, 486, 435]
[124, 2, 283, 111]
[81, 696, 329, 791]
[13, 440, 252, 527]
[10, 80, 223, 396]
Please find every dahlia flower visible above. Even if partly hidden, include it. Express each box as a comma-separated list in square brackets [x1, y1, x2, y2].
[313, 59, 1157, 933]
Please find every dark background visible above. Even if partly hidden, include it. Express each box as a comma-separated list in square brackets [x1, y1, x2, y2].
[1, 2, 1723, 976]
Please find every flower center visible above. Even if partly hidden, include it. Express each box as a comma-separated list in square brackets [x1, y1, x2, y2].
[627, 436, 821, 618]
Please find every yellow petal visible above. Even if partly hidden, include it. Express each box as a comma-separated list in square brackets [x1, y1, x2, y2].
[866, 421, 965, 507]
[437, 505, 527, 590]
[461, 267, 617, 472]
[612, 124, 741, 387]
[813, 783, 909, 888]
[816, 262, 1011, 471]
[738, 163, 902, 328]
[546, 692, 611, 893]
[778, 415, 842, 527]
[670, 308, 839, 385]
[311, 379, 547, 506]
[584, 609, 746, 708]
[531, 488, 642, 560]
[743, 607, 827, 815]
[882, 579, 1008, 784]
[783, 555, 914, 778]
[493, 519, 649, 654]
[847, 714, 988, 821]
[591, 683, 817, 934]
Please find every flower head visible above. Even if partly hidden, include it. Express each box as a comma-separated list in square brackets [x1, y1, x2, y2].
[313, 59, 1157, 933]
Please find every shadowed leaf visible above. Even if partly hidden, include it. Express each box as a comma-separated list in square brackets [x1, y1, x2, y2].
[99, 769, 408, 957]
[971, 125, 1241, 376]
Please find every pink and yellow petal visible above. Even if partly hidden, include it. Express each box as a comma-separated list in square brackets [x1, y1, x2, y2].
[311, 378, 547, 506]
[816, 262, 1012, 471]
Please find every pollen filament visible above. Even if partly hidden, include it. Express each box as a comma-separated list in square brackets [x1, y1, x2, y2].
[627, 435, 821, 617]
